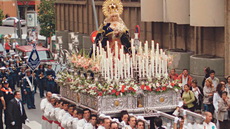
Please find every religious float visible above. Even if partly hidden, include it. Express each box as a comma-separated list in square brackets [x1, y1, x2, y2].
[56, 0, 182, 116]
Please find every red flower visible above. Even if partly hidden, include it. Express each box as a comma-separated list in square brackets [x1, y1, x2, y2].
[161, 87, 167, 91]
[146, 86, 151, 91]
[98, 92, 103, 96]
[111, 89, 116, 94]
[116, 91, 120, 96]
[141, 85, 145, 90]
[121, 85, 126, 93]
[128, 87, 135, 92]
[171, 83, 175, 87]
[156, 88, 161, 92]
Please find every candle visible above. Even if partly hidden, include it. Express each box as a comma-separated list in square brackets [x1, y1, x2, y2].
[93, 44, 96, 61]
[139, 41, 142, 55]
[138, 56, 142, 78]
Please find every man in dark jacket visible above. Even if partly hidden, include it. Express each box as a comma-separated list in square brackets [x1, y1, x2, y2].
[7, 91, 28, 129]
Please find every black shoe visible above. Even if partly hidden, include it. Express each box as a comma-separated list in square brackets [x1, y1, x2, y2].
[28, 107, 32, 109]
[32, 106, 36, 109]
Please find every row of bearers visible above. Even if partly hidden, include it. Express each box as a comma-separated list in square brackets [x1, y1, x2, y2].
[40, 92, 149, 129]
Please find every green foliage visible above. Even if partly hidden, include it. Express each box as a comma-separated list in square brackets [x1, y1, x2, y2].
[0, 9, 4, 26]
[38, 0, 55, 38]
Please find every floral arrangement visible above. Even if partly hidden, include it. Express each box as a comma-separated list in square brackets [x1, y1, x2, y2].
[56, 71, 182, 97]
[70, 54, 100, 73]
[140, 77, 182, 93]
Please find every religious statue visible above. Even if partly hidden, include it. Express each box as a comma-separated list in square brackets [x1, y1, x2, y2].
[94, 0, 131, 54]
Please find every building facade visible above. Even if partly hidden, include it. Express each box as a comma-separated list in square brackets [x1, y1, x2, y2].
[0, 0, 40, 19]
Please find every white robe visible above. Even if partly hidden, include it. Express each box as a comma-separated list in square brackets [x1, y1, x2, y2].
[51, 107, 61, 129]
[98, 125, 105, 129]
[83, 123, 95, 129]
[77, 119, 89, 129]
[44, 103, 54, 129]
[61, 112, 72, 129]
[71, 118, 79, 129]
[40, 98, 49, 129]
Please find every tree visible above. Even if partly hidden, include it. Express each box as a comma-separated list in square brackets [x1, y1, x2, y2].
[38, 0, 55, 40]
[0, 9, 4, 26]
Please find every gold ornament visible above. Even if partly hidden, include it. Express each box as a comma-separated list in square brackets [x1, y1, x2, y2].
[159, 97, 165, 102]
[114, 100, 120, 106]
[102, 0, 123, 17]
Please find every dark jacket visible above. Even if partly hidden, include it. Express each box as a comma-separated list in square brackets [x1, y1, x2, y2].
[7, 98, 27, 124]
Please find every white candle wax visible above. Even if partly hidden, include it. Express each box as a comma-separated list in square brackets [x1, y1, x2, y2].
[93, 44, 96, 61]
[138, 56, 142, 78]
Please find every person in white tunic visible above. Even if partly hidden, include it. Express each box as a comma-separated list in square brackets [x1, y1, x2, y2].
[71, 109, 83, 129]
[120, 110, 129, 129]
[202, 112, 217, 129]
[50, 100, 63, 129]
[83, 114, 97, 129]
[57, 101, 69, 129]
[40, 92, 52, 129]
[99, 116, 111, 129]
[61, 104, 75, 129]
[126, 116, 137, 129]
[77, 108, 91, 129]
[44, 97, 56, 129]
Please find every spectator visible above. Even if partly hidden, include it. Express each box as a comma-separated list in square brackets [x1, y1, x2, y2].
[177, 69, 193, 89]
[205, 70, 219, 89]
[203, 112, 217, 129]
[1, 80, 13, 129]
[7, 91, 28, 129]
[213, 83, 226, 126]
[4, 39, 11, 53]
[182, 84, 196, 112]
[169, 69, 178, 80]
[202, 67, 211, 88]
[217, 91, 230, 129]
[191, 80, 203, 111]
[203, 79, 216, 115]
[225, 76, 230, 96]
[11, 40, 18, 52]
[0, 83, 6, 129]
[154, 117, 166, 129]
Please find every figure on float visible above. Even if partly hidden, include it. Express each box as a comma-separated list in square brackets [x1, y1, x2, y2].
[92, 0, 131, 55]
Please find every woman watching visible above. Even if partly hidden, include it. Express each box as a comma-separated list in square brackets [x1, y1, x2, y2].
[203, 79, 215, 114]
[217, 91, 230, 129]
[182, 84, 196, 112]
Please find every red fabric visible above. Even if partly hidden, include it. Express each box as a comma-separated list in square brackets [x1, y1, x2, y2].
[5, 42, 11, 50]
[177, 74, 193, 86]
[53, 121, 61, 127]
[42, 116, 53, 124]
[169, 73, 179, 80]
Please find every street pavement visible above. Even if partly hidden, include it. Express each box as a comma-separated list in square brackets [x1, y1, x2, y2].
[22, 91, 43, 129]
